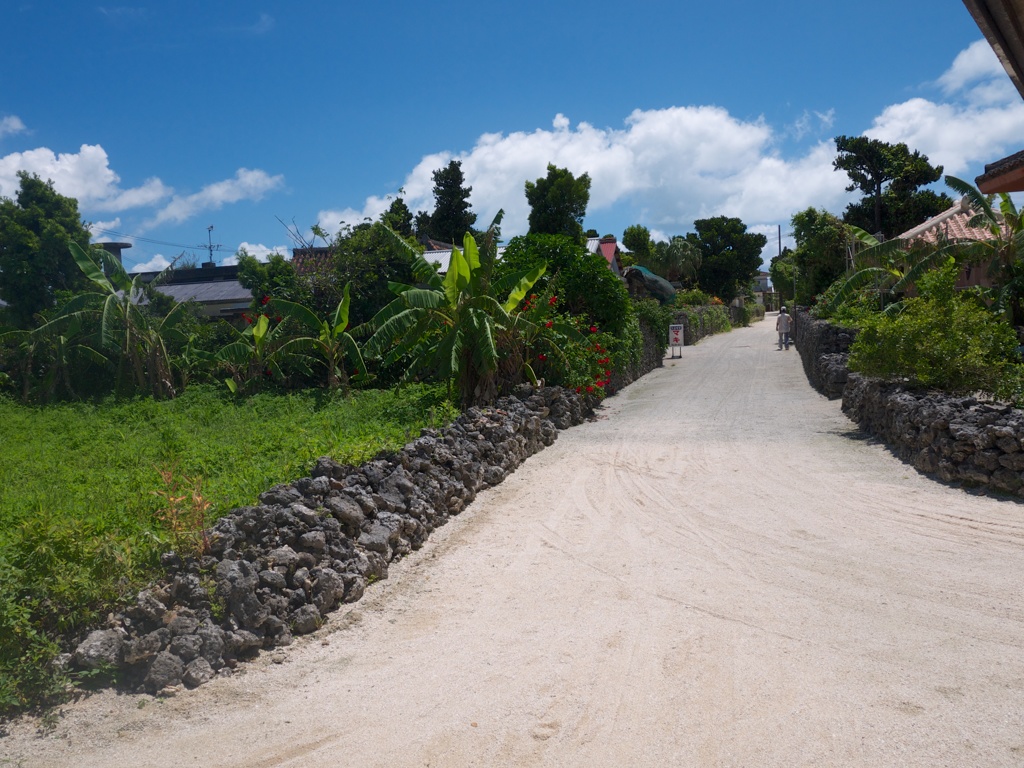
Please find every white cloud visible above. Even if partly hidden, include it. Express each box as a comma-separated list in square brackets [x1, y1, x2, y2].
[316, 194, 392, 238]
[129, 254, 171, 273]
[386, 106, 848, 240]
[88, 217, 122, 237]
[0, 116, 26, 139]
[244, 13, 274, 35]
[309, 39, 1024, 264]
[221, 241, 290, 266]
[144, 168, 284, 229]
[0, 143, 171, 211]
[938, 39, 1009, 99]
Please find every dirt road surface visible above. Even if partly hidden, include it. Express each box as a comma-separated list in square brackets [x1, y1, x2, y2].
[5, 318, 1024, 767]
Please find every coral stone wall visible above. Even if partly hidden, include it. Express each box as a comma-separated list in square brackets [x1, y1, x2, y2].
[793, 310, 1024, 497]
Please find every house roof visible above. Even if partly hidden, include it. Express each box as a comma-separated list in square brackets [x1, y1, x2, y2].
[963, 0, 1024, 191]
[135, 263, 251, 316]
[156, 282, 252, 305]
[976, 147, 1024, 193]
[586, 236, 623, 276]
[896, 196, 1002, 244]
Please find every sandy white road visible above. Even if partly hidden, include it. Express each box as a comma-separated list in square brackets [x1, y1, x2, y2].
[4, 317, 1024, 767]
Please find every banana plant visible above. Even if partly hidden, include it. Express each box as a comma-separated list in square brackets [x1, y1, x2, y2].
[942, 175, 1024, 325]
[216, 312, 303, 395]
[35, 243, 191, 398]
[815, 226, 948, 316]
[271, 283, 367, 391]
[362, 225, 545, 406]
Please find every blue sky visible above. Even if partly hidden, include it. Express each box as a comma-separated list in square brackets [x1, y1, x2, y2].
[2, 1, 1020, 273]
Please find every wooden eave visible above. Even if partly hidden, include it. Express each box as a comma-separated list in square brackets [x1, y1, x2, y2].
[963, 1, 1024, 191]
[963, 0, 1024, 101]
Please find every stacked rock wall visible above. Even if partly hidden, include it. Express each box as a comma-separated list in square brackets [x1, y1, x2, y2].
[607, 316, 664, 395]
[792, 310, 857, 399]
[793, 310, 1024, 497]
[72, 386, 593, 693]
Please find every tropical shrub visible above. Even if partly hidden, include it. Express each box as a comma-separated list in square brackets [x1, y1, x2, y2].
[848, 261, 1020, 396]
[495, 234, 632, 336]
[674, 288, 715, 307]
[363, 230, 545, 406]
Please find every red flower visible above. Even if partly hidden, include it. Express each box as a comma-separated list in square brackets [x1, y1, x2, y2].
[538, 354, 547, 361]
[604, 370, 611, 377]
[275, 315, 282, 322]
[586, 385, 594, 392]
[243, 314, 252, 325]
[261, 295, 270, 305]
[590, 325, 598, 333]
[264, 368, 272, 377]
[548, 296, 557, 306]
[545, 320, 553, 328]
[576, 386, 582, 393]
[596, 381, 605, 387]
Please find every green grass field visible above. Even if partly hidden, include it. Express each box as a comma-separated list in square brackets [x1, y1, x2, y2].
[0, 384, 457, 713]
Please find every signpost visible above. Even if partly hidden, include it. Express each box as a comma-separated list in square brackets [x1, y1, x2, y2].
[668, 323, 684, 358]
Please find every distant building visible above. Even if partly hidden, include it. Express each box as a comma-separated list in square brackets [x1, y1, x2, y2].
[587, 235, 623, 276]
[137, 263, 252, 319]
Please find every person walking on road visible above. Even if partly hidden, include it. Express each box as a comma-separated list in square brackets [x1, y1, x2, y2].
[776, 307, 793, 350]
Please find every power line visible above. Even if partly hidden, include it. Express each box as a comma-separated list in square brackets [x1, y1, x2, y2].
[92, 227, 232, 251]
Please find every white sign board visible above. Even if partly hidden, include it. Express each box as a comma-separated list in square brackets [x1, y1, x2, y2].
[668, 323, 684, 358]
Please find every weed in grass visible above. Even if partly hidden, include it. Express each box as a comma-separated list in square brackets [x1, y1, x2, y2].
[152, 465, 212, 560]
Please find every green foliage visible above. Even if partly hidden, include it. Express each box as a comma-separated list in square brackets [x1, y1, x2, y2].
[364, 228, 545, 406]
[272, 284, 367, 391]
[790, 208, 850, 303]
[622, 224, 654, 264]
[813, 227, 950, 319]
[237, 250, 310, 310]
[415, 160, 477, 244]
[0, 172, 92, 329]
[331, 222, 417, 327]
[217, 312, 300, 394]
[689, 216, 767, 303]
[676, 304, 731, 340]
[833, 135, 949, 238]
[848, 261, 1019, 395]
[641, 236, 701, 284]
[0, 383, 457, 714]
[769, 248, 797, 303]
[525, 164, 591, 245]
[674, 288, 716, 307]
[496, 234, 631, 336]
[381, 196, 415, 239]
[943, 175, 1024, 326]
[632, 298, 674, 358]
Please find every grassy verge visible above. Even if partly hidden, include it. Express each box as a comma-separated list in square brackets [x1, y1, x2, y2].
[0, 384, 458, 715]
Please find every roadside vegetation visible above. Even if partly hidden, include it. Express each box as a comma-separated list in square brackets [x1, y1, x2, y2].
[803, 166, 1024, 404]
[0, 160, 765, 715]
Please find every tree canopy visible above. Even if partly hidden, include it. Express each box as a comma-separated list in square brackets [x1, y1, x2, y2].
[495, 233, 630, 336]
[833, 136, 950, 238]
[0, 172, 92, 328]
[415, 160, 477, 245]
[688, 216, 767, 303]
[525, 164, 591, 245]
[622, 224, 654, 265]
[790, 207, 849, 303]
